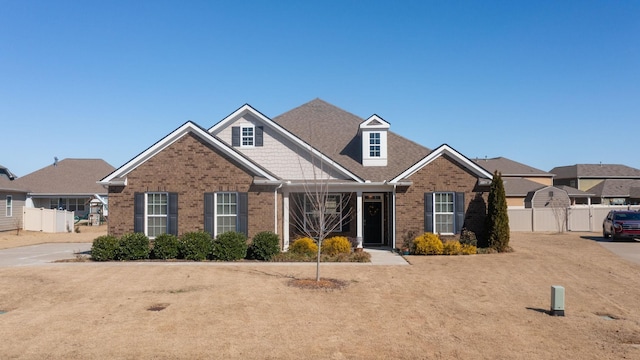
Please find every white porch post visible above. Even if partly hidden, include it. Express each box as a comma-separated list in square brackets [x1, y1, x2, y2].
[356, 191, 363, 248]
[283, 190, 290, 251]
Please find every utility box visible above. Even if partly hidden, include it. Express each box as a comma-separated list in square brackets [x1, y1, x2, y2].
[550, 285, 565, 316]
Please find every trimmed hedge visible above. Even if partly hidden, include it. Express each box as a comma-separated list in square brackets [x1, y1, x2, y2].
[118, 232, 150, 260]
[412, 232, 443, 255]
[91, 235, 120, 261]
[248, 231, 281, 261]
[179, 231, 213, 261]
[152, 233, 180, 259]
[212, 231, 248, 261]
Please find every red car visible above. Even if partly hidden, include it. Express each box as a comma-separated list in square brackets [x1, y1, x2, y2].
[603, 210, 640, 241]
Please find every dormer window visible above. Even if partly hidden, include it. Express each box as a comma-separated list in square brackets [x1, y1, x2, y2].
[242, 126, 254, 147]
[360, 115, 390, 166]
[369, 133, 381, 157]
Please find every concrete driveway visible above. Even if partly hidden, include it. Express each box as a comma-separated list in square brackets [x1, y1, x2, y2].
[597, 238, 640, 265]
[0, 243, 91, 267]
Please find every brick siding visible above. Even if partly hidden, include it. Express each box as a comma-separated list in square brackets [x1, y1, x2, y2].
[395, 155, 488, 242]
[108, 133, 276, 240]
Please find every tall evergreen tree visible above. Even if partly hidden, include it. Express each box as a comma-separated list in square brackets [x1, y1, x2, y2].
[486, 171, 510, 252]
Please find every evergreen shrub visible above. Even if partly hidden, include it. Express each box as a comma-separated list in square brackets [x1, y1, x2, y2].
[152, 233, 180, 259]
[179, 231, 213, 261]
[442, 240, 462, 255]
[91, 235, 119, 261]
[289, 237, 318, 257]
[248, 231, 281, 260]
[117, 232, 150, 260]
[212, 231, 248, 261]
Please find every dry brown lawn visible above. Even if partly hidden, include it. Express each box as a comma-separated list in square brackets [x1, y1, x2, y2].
[1, 229, 640, 359]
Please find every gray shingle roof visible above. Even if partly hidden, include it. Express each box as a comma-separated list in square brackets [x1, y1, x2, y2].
[0, 164, 17, 181]
[586, 179, 640, 198]
[273, 98, 431, 182]
[550, 164, 640, 179]
[13, 159, 114, 195]
[502, 178, 545, 196]
[472, 157, 551, 177]
[555, 185, 594, 198]
[0, 177, 25, 192]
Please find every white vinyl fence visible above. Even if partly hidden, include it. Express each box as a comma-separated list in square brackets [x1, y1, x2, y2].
[23, 208, 74, 233]
[508, 205, 640, 233]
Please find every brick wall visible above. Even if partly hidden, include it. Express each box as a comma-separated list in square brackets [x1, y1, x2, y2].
[395, 155, 488, 243]
[108, 133, 276, 240]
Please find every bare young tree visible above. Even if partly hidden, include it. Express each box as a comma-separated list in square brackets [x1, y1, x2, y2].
[549, 197, 568, 233]
[290, 153, 352, 281]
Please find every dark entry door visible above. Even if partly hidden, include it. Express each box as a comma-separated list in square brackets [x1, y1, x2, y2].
[364, 201, 383, 245]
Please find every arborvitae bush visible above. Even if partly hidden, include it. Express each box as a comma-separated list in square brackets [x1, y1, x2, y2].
[179, 231, 213, 261]
[117, 232, 150, 260]
[91, 235, 119, 261]
[212, 231, 248, 261]
[442, 240, 463, 255]
[321, 236, 351, 256]
[248, 231, 281, 261]
[486, 171, 511, 252]
[412, 233, 443, 255]
[152, 233, 180, 259]
[289, 237, 318, 257]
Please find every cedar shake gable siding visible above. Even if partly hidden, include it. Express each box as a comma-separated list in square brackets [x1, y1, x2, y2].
[395, 155, 487, 239]
[108, 133, 275, 238]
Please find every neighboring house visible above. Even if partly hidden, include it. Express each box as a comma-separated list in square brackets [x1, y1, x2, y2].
[550, 164, 640, 205]
[100, 99, 493, 249]
[0, 165, 27, 232]
[13, 159, 115, 217]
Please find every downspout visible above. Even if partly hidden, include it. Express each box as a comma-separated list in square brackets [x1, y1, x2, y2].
[274, 183, 283, 235]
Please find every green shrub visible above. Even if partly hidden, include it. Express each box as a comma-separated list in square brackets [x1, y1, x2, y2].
[152, 233, 180, 259]
[117, 232, 150, 260]
[91, 235, 119, 261]
[459, 228, 477, 247]
[321, 236, 351, 256]
[412, 233, 443, 255]
[289, 237, 318, 257]
[461, 244, 477, 255]
[179, 232, 213, 261]
[248, 231, 281, 261]
[485, 171, 510, 251]
[442, 240, 462, 255]
[212, 231, 248, 261]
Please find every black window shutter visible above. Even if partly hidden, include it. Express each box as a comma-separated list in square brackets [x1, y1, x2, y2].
[237, 192, 248, 236]
[134, 192, 144, 233]
[424, 192, 433, 233]
[255, 126, 264, 147]
[204, 193, 215, 237]
[232, 126, 240, 146]
[454, 192, 465, 234]
[167, 192, 178, 236]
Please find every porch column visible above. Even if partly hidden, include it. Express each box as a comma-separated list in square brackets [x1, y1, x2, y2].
[356, 191, 363, 248]
[283, 190, 290, 251]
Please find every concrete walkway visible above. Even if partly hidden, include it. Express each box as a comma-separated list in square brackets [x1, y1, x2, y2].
[0, 243, 409, 267]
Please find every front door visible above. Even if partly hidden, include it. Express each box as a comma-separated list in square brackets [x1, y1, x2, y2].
[364, 195, 383, 245]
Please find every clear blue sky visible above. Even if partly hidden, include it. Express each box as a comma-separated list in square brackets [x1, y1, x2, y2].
[2, 0, 638, 177]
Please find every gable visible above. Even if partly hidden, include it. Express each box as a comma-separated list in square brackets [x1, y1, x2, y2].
[392, 144, 493, 184]
[209, 104, 362, 182]
[101, 122, 276, 186]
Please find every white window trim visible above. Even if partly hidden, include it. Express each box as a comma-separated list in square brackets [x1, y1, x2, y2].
[145, 192, 168, 239]
[433, 192, 455, 235]
[241, 125, 255, 147]
[214, 192, 238, 236]
[6, 195, 12, 217]
[369, 132, 381, 157]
